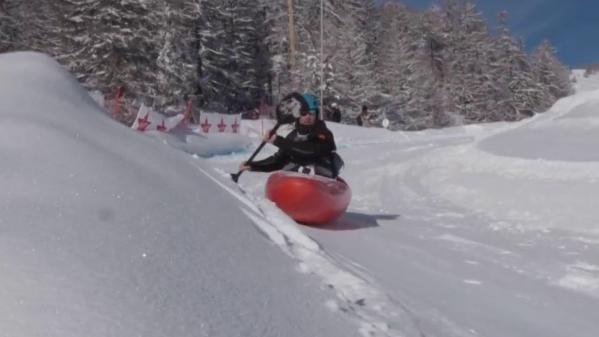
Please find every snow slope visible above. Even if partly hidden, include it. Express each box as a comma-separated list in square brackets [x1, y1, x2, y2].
[572, 68, 599, 93]
[0, 52, 360, 337]
[4, 52, 599, 337]
[208, 75, 599, 336]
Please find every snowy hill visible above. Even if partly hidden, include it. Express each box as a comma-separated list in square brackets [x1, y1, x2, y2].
[3, 52, 599, 337]
[0, 52, 359, 337]
[208, 74, 599, 335]
[572, 68, 599, 93]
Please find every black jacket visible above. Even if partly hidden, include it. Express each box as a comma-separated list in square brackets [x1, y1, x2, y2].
[249, 120, 339, 177]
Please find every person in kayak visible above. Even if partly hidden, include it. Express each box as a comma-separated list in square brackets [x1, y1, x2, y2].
[239, 92, 343, 178]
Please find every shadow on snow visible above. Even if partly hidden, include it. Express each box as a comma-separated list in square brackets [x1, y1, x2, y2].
[309, 212, 400, 231]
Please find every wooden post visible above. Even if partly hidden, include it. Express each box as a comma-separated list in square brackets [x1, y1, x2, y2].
[112, 86, 124, 119]
[287, 0, 296, 69]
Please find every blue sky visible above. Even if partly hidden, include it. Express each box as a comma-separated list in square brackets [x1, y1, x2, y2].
[376, 0, 597, 68]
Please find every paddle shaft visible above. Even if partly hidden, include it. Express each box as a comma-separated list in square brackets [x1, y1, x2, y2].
[231, 122, 282, 183]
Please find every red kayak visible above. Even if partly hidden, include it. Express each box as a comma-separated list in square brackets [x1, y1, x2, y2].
[265, 171, 351, 225]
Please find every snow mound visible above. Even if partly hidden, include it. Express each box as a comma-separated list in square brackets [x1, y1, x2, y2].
[479, 88, 599, 162]
[0, 52, 359, 337]
[572, 69, 599, 93]
[410, 84, 599, 235]
[146, 128, 252, 157]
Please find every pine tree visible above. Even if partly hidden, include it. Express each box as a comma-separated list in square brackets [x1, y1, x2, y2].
[199, 0, 264, 112]
[485, 11, 548, 121]
[259, 0, 293, 101]
[292, 0, 331, 96]
[329, 0, 379, 111]
[3, 0, 65, 67]
[374, 3, 443, 130]
[405, 4, 453, 129]
[508, 39, 552, 115]
[2, 0, 29, 50]
[2, 0, 574, 130]
[530, 39, 572, 101]
[154, 0, 201, 108]
[2, 0, 59, 53]
[0, 0, 18, 52]
[442, 2, 494, 122]
[63, 0, 161, 99]
[375, 3, 410, 99]
[247, 5, 273, 106]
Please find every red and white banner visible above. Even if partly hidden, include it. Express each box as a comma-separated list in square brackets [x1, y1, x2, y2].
[196, 112, 242, 134]
[131, 103, 185, 132]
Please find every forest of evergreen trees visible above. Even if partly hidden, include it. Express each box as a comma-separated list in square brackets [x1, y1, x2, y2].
[0, 0, 573, 130]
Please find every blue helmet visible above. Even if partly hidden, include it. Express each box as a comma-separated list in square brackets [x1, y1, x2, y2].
[276, 92, 320, 122]
[301, 93, 319, 116]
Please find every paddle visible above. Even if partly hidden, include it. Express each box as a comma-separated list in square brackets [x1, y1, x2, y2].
[230, 122, 283, 183]
[231, 92, 308, 182]
[230, 94, 303, 183]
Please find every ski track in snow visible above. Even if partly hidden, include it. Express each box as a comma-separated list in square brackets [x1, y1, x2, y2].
[200, 129, 503, 337]
[390, 134, 599, 297]
[554, 262, 599, 298]
[191, 91, 599, 337]
[332, 115, 599, 335]
[193, 165, 426, 337]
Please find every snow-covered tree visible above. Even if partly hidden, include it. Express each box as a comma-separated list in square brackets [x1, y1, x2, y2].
[154, 0, 201, 108]
[374, 3, 409, 98]
[372, 3, 447, 130]
[259, 0, 293, 101]
[329, 0, 379, 110]
[1, 0, 574, 129]
[263, 0, 379, 116]
[530, 39, 573, 101]
[402, 4, 454, 129]
[442, 2, 494, 122]
[63, 0, 161, 99]
[292, 0, 333, 96]
[245, 5, 273, 107]
[2, 0, 27, 50]
[0, 0, 18, 52]
[484, 11, 548, 121]
[199, 0, 266, 112]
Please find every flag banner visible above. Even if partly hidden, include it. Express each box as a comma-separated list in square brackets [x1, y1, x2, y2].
[196, 112, 242, 134]
[131, 103, 184, 132]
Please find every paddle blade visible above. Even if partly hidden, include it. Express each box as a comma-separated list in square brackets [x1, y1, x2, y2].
[231, 172, 242, 183]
